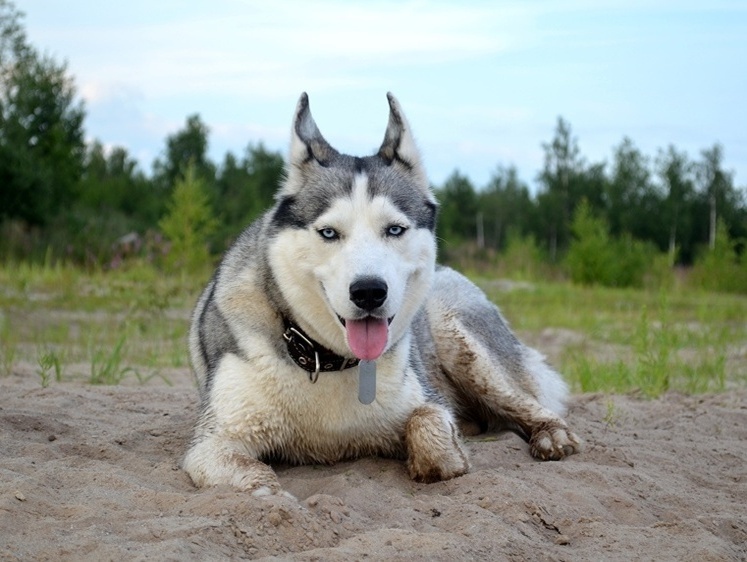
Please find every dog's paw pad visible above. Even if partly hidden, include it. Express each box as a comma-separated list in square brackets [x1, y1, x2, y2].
[529, 425, 581, 461]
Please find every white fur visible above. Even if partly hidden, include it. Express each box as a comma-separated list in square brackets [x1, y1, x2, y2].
[524, 348, 569, 416]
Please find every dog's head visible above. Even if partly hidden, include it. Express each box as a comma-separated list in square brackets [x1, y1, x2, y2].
[267, 93, 438, 361]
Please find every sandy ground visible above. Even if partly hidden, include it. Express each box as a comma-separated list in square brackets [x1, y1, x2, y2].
[1, 368, 746, 562]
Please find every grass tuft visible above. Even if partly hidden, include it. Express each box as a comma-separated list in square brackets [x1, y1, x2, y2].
[89, 334, 138, 385]
[37, 347, 64, 388]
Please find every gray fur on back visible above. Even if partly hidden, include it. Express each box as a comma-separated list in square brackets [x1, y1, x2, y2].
[432, 266, 526, 374]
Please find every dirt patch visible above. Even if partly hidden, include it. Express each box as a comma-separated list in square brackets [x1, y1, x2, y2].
[1, 373, 745, 561]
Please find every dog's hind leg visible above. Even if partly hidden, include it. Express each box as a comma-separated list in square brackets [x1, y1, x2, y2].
[428, 305, 581, 461]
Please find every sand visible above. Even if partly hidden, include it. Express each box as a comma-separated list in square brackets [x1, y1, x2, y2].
[1, 368, 746, 561]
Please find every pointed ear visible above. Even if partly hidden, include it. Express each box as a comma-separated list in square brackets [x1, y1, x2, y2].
[290, 93, 338, 166]
[281, 93, 340, 197]
[378, 92, 428, 188]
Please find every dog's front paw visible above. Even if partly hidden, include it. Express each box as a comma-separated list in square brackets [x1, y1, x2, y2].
[405, 404, 470, 483]
[529, 422, 581, 461]
[250, 483, 296, 500]
[407, 449, 469, 483]
[184, 440, 287, 494]
[240, 475, 290, 498]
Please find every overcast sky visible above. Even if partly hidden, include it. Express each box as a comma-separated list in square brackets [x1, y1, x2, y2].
[18, 0, 747, 189]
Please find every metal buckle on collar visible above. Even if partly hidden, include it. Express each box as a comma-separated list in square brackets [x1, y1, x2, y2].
[310, 352, 320, 383]
[283, 325, 321, 383]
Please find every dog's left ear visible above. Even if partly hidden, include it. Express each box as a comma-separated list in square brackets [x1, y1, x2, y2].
[378, 93, 428, 188]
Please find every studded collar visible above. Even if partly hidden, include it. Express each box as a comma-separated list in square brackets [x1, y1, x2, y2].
[282, 317, 359, 383]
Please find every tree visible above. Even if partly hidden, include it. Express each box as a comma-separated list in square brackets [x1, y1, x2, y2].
[152, 113, 215, 194]
[0, 0, 85, 225]
[79, 141, 158, 225]
[243, 142, 284, 211]
[575, 162, 608, 213]
[0, 0, 26, 71]
[158, 163, 217, 272]
[213, 142, 284, 247]
[606, 137, 651, 237]
[696, 144, 735, 250]
[656, 146, 695, 263]
[690, 219, 747, 294]
[566, 199, 652, 288]
[479, 165, 532, 251]
[435, 170, 478, 245]
[537, 117, 586, 260]
[566, 199, 612, 285]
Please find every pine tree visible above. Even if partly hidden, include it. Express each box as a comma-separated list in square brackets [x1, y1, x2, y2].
[158, 163, 217, 273]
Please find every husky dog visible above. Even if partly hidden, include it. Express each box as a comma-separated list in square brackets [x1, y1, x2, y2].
[183, 93, 580, 495]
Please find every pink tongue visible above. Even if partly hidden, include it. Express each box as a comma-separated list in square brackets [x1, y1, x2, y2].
[345, 318, 389, 361]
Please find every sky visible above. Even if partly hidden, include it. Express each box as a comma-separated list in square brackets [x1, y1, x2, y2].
[17, 0, 747, 190]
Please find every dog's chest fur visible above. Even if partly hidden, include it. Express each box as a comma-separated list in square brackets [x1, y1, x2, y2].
[207, 335, 427, 464]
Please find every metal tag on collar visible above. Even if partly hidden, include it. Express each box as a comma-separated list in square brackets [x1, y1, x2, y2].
[358, 360, 376, 404]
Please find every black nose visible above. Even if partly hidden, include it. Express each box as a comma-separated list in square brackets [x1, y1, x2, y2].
[350, 277, 388, 312]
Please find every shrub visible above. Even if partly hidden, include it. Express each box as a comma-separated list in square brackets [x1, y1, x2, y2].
[499, 232, 550, 281]
[566, 200, 655, 288]
[688, 220, 747, 294]
[158, 163, 218, 273]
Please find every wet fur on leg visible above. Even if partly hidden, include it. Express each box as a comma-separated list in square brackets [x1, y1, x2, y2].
[425, 267, 582, 460]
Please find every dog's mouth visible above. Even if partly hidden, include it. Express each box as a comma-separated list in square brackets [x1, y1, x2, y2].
[338, 316, 394, 361]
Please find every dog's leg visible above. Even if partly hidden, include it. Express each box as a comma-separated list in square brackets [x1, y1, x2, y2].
[183, 426, 284, 496]
[432, 313, 581, 461]
[404, 403, 470, 483]
[182, 398, 282, 496]
[183, 437, 284, 496]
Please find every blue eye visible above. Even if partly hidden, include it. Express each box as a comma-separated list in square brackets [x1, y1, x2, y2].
[386, 225, 406, 237]
[319, 227, 339, 241]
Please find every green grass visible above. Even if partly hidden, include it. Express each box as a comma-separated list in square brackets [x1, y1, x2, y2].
[36, 346, 64, 388]
[1, 262, 745, 397]
[1, 314, 17, 376]
[89, 334, 137, 385]
[479, 279, 747, 396]
[0, 261, 207, 386]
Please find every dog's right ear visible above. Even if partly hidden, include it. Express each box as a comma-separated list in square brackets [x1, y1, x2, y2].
[281, 93, 339, 197]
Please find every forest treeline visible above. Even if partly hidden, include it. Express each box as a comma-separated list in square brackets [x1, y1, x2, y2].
[2, 1, 746, 291]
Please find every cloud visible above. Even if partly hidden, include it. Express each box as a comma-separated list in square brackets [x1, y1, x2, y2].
[27, 0, 747, 185]
[79, 81, 143, 105]
[43, 1, 536, 99]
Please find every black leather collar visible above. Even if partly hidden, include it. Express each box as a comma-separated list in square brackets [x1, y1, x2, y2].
[282, 318, 359, 382]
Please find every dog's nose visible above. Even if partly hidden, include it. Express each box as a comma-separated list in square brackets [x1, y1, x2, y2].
[349, 277, 388, 311]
